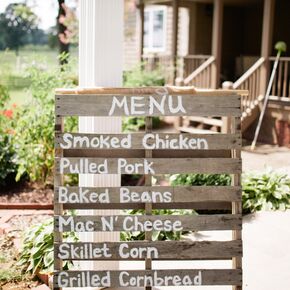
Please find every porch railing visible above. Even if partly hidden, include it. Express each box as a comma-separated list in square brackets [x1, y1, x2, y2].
[269, 56, 290, 100]
[182, 56, 216, 88]
[233, 57, 265, 120]
[182, 55, 211, 79]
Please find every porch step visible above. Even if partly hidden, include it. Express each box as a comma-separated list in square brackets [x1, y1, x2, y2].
[187, 116, 223, 127]
[178, 126, 219, 134]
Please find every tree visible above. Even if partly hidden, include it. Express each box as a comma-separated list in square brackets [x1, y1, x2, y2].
[0, 3, 39, 53]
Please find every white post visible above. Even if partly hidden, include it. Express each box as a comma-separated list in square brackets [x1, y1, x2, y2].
[78, 0, 123, 288]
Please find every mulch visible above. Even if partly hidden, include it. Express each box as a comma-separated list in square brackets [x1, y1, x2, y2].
[0, 182, 53, 204]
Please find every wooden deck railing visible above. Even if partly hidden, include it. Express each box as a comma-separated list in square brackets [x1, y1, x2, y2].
[233, 57, 265, 119]
[182, 56, 215, 88]
[182, 55, 211, 80]
[269, 56, 290, 100]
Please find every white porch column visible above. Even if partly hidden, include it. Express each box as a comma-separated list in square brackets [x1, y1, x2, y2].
[78, 0, 123, 288]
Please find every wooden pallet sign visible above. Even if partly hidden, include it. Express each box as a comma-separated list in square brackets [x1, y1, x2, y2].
[54, 86, 245, 290]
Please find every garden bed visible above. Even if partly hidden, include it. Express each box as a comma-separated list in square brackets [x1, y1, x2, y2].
[0, 182, 53, 204]
[0, 213, 52, 290]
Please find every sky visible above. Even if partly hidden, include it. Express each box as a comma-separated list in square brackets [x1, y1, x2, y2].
[0, 0, 77, 30]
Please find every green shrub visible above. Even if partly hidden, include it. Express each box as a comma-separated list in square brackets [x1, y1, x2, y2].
[13, 56, 76, 183]
[0, 85, 18, 185]
[123, 63, 165, 87]
[18, 218, 78, 274]
[0, 134, 17, 185]
[170, 173, 231, 186]
[121, 209, 195, 241]
[169, 171, 290, 213]
[122, 116, 160, 132]
[242, 169, 290, 213]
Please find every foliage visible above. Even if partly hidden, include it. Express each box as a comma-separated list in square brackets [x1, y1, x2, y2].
[18, 218, 78, 274]
[0, 85, 9, 107]
[121, 209, 195, 241]
[0, 236, 27, 285]
[13, 56, 76, 183]
[170, 173, 231, 186]
[242, 169, 290, 213]
[13, 100, 55, 182]
[122, 116, 160, 132]
[0, 269, 23, 284]
[0, 134, 17, 186]
[123, 63, 165, 87]
[0, 3, 39, 52]
[0, 86, 17, 185]
[169, 171, 290, 213]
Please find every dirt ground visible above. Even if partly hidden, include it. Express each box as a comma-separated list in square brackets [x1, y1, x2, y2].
[0, 214, 52, 290]
[0, 182, 53, 204]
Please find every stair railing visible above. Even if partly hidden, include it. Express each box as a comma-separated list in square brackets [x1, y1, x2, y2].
[182, 55, 211, 79]
[181, 56, 216, 88]
[269, 56, 290, 100]
[233, 57, 265, 120]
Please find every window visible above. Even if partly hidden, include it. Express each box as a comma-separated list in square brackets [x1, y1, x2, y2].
[144, 6, 167, 52]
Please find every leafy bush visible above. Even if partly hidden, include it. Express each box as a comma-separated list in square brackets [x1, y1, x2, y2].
[170, 174, 231, 186]
[123, 63, 165, 87]
[121, 209, 195, 241]
[13, 56, 76, 183]
[242, 169, 290, 213]
[18, 218, 78, 274]
[0, 134, 17, 185]
[169, 171, 290, 213]
[0, 85, 18, 185]
[122, 116, 160, 132]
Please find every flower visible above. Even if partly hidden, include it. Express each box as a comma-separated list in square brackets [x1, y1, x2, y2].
[3, 109, 13, 118]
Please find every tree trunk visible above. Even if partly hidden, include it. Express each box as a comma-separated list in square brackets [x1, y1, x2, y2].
[57, 0, 69, 65]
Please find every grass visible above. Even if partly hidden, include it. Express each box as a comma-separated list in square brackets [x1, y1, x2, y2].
[0, 45, 78, 106]
[0, 269, 23, 284]
[8, 89, 32, 106]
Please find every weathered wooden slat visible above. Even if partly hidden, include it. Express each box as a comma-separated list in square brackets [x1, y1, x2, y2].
[54, 214, 242, 232]
[63, 149, 232, 158]
[53, 269, 242, 287]
[54, 240, 242, 260]
[55, 157, 241, 174]
[144, 115, 153, 281]
[54, 186, 241, 204]
[231, 116, 243, 290]
[62, 201, 232, 210]
[55, 133, 242, 150]
[54, 116, 64, 290]
[55, 85, 247, 96]
[55, 94, 241, 117]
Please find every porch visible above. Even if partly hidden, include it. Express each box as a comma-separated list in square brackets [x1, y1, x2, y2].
[138, 0, 290, 142]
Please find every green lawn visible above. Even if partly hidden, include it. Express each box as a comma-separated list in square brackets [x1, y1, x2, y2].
[8, 89, 32, 106]
[0, 45, 78, 106]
